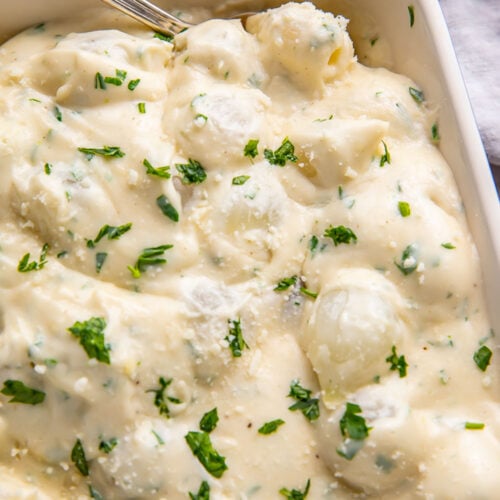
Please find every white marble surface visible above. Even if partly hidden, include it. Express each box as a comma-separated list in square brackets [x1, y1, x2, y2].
[440, 0, 500, 192]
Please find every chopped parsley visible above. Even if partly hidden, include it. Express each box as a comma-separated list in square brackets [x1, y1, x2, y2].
[258, 419, 285, 435]
[1, 380, 45, 405]
[143, 158, 171, 179]
[274, 275, 298, 291]
[225, 318, 249, 357]
[385, 345, 408, 377]
[128, 244, 173, 278]
[99, 437, 118, 454]
[287, 380, 320, 422]
[128, 78, 141, 91]
[44, 162, 52, 175]
[339, 402, 371, 440]
[431, 122, 440, 142]
[95, 252, 107, 273]
[71, 439, 89, 477]
[17, 243, 49, 272]
[408, 5, 415, 27]
[473, 345, 492, 372]
[154, 31, 174, 42]
[78, 145, 125, 159]
[264, 137, 297, 166]
[189, 481, 210, 500]
[232, 175, 250, 185]
[146, 376, 181, 418]
[409, 86, 424, 104]
[394, 244, 418, 275]
[86, 222, 132, 248]
[279, 479, 310, 500]
[54, 106, 62, 122]
[380, 140, 391, 166]
[156, 194, 179, 222]
[309, 235, 319, 254]
[244, 139, 259, 159]
[441, 242, 456, 250]
[398, 201, 411, 217]
[200, 408, 219, 433]
[68, 317, 111, 364]
[176, 159, 207, 184]
[104, 68, 127, 86]
[465, 421, 485, 430]
[323, 225, 358, 246]
[185, 431, 228, 478]
[138, 102, 146, 114]
[94, 72, 106, 90]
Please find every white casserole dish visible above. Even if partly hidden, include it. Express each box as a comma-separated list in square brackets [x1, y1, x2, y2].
[1, 0, 498, 333]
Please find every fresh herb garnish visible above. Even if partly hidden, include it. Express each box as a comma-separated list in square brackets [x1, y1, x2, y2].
[44, 162, 52, 175]
[323, 225, 358, 246]
[95, 252, 107, 273]
[274, 276, 298, 291]
[71, 439, 89, 476]
[299, 287, 318, 299]
[225, 319, 249, 357]
[146, 376, 181, 418]
[309, 235, 319, 254]
[409, 86, 424, 104]
[138, 102, 146, 114]
[86, 222, 132, 248]
[94, 72, 106, 90]
[54, 106, 62, 122]
[385, 346, 408, 377]
[339, 402, 371, 440]
[264, 137, 297, 166]
[441, 242, 456, 249]
[408, 5, 415, 27]
[156, 194, 179, 222]
[154, 31, 174, 42]
[68, 317, 110, 364]
[232, 175, 250, 185]
[279, 479, 310, 500]
[395, 244, 418, 275]
[176, 159, 207, 184]
[287, 380, 320, 422]
[104, 68, 127, 86]
[88, 485, 104, 500]
[128, 78, 141, 91]
[465, 422, 485, 430]
[431, 122, 440, 142]
[473, 345, 492, 372]
[189, 480, 210, 500]
[128, 244, 173, 278]
[380, 140, 391, 166]
[143, 158, 171, 179]
[200, 408, 219, 433]
[17, 243, 49, 272]
[258, 419, 285, 435]
[78, 146, 125, 159]
[99, 437, 118, 454]
[244, 139, 259, 159]
[398, 201, 411, 217]
[1, 380, 45, 405]
[185, 431, 228, 478]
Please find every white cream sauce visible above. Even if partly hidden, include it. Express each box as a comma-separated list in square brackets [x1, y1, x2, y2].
[0, 2, 498, 498]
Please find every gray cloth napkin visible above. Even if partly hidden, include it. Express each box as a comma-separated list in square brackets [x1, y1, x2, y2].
[440, 0, 500, 192]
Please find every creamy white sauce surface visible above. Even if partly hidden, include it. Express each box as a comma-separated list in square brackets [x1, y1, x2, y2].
[0, 2, 498, 499]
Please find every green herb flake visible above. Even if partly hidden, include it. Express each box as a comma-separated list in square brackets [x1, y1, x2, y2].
[68, 317, 110, 364]
[176, 158, 207, 184]
[225, 318, 249, 357]
[264, 137, 297, 166]
[95, 252, 107, 273]
[385, 345, 408, 377]
[408, 5, 415, 27]
[1, 380, 45, 405]
[104, 68, 127, 86]
[339, 402, 371, 440]
[473, 345, 492, 372]
[128, 244, 173, 278]
[380, 140, 391, 166]
[274, 276, 298, 291]
[370, 36, 379, 46]
[143, 158, 171, 179]
[232, 175, 250, 185]
[465, 421, 485, 430]
[54, 106, 62, 122]
[185, 431, 228, 478]
[17, 243, 49, 273]
[94, 72, 106, 90]
[309, 235, 319, 254]
[431, 122, 440, 142]
[394, 244, 418, 275]
[398, 201, 411, 217]
[78, 145, 125, 160]
[127, 78, 141, 91]
[409, 86, 424, 104]
[99, 437, 118, 454]
[287, 380, 320, 422]
[152, 429, 165, 445]
[71, 439, 89, 477]
[138, 102, 146, 114]
[279, 479, 310, 500]
[146, 376, 181, 418]
[44, 162, 52, 175]
[200, 407, 219, 433]
[88, 485, 104, 500]
[154, 31, 174, 42]
[244, 139, 259, 159]
[300, 287, 318, 300]
[87, 222, 132, 248]
[258, 419, 285, 435]
[441, 242, 456, 250]
[156, 194, 179, 222]
[189, 480, 210, 500]
[323, 225, 358, 246]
